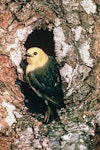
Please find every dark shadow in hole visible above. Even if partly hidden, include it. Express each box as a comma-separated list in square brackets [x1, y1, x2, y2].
[16, 79, 58, 122]
[24, 28, 55, 56]
[16, 79, 46, 115]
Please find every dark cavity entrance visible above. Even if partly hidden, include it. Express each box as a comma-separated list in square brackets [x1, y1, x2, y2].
[24, 28, 55, 56]
[17, 29, 55, 121]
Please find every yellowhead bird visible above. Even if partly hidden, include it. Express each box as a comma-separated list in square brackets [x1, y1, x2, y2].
[25, 47, 65, 123]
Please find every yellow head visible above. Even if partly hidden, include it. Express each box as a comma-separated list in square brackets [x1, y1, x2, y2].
[26, 47, 49, 73]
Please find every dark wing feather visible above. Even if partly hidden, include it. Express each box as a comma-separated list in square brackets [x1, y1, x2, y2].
[27, 57, 64, 108]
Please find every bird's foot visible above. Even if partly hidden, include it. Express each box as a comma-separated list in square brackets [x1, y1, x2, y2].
[44, 106, 51, 123]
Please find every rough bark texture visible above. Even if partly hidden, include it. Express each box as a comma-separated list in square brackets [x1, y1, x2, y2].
[0, 0, 100, 150]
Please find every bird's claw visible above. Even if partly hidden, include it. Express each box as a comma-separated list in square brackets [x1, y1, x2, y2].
[44, 106, 51, 123]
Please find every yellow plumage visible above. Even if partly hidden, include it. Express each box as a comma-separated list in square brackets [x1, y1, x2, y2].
[26, 47, 48, 74]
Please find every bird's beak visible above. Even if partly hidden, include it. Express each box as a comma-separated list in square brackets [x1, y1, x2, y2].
[24, 53, 32, 57]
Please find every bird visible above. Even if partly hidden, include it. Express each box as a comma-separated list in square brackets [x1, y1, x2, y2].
[25, 47, 65, 123]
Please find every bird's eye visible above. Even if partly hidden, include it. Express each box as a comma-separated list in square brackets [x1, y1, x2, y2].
[34, 52, 37, 55]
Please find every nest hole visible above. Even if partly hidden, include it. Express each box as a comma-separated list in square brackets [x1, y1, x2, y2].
[17, 28, 56, 120]
[24, 28, 55, 56]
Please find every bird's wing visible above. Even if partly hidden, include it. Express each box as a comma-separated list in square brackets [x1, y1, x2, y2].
[26, 73, 58, 105]
[26, 57, 64, 107]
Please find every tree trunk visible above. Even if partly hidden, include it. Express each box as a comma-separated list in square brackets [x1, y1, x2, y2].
[0, 0, 100, 149]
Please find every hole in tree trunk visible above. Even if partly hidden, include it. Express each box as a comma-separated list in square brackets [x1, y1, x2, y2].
[24, 28, 55, 56]
[17, 28, 56, 121]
